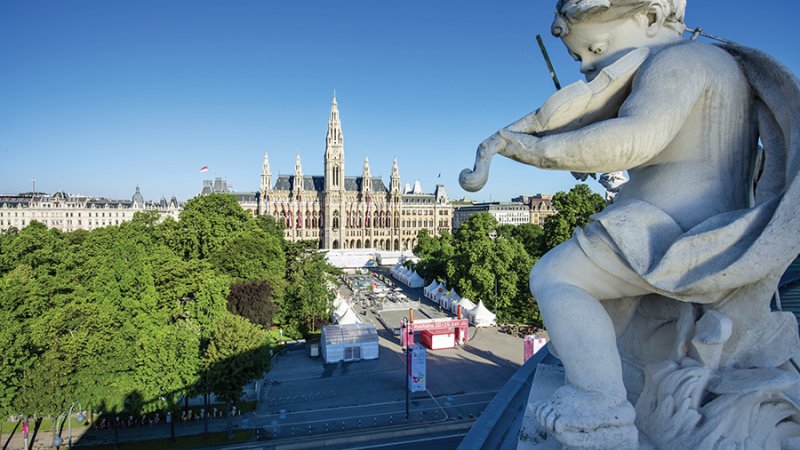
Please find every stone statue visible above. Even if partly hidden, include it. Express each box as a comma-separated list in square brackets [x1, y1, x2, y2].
[460, 0, 800, 448]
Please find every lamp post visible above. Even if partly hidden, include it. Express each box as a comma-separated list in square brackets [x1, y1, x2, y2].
[52, 402, 85, 450]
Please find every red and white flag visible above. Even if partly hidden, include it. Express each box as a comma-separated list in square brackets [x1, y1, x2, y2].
[200, 165, 209, 173]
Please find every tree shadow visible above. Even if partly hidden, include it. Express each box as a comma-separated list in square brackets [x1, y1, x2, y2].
[70, 343, 272, 448]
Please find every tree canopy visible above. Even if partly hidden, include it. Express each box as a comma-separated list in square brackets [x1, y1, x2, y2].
[0, 194, 338, 418]
[412, 184, 605, 325]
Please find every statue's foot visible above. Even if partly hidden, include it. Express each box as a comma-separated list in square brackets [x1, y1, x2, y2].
[534, 385, 638, 449]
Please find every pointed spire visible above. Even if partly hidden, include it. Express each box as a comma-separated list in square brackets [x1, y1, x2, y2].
[260, 152, 272, 196]
[390, 158, 401, 193]
[294, 154, 303, 177]
[361, 156, 372, 192]
[327, 91, 343, 147]
[362, 156, 371, 177]
[262, 152, 271, 175]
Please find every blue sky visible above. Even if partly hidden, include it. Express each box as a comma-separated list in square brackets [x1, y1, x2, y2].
[1, 1, 797, 202]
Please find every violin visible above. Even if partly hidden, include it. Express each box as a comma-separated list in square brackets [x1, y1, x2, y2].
[459, 47, 650, 192]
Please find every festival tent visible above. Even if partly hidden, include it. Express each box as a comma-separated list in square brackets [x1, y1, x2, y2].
[334, 299, 350, 319]
[424, 280, 440, 299]
[440, 289, 460, 311]
[321, 323, 378, 363]
[335, 306, 362, 325]
[455, 297, 476, 316]
[445, 290, 463, 313]
[408, 272, 425, 288]
[469, 300, 497, 327]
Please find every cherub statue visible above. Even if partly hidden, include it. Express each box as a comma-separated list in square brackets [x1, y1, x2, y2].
[461, 0, 800, 448]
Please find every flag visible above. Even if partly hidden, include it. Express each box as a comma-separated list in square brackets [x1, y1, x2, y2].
[200, 165, 209, 173]
[228, 183, 234, 189]
[437, 172, 441, 178]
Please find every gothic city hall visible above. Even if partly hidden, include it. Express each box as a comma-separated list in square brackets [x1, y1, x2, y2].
[257, 94, 452, 250]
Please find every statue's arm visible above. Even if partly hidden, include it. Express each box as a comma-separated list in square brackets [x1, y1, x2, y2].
[499, 49, 710, 173]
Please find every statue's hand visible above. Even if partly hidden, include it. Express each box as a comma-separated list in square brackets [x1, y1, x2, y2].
[498, 128, 554, 169]
[459, 132, 507, 192]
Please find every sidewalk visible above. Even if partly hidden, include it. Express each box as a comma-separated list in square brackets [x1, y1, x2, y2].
[1, 413, 254, 450]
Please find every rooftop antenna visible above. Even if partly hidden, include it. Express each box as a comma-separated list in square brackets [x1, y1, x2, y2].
[536, 34, 561, 91]
[32, 178, 36, 193]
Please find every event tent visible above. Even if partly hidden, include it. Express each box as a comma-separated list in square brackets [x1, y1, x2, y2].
[321, 323, 378, 363]
[469, 300, 497, 327]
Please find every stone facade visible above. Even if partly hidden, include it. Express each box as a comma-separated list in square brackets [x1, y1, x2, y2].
[452, 201, 530, 232]
[453, 194, 555, 232]
[519, 194, 556, 226]
[0, 186, 180, 233]
[257, 95, 452, 250]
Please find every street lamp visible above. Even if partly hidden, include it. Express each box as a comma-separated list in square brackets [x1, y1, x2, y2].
[52, 402, 85, 449]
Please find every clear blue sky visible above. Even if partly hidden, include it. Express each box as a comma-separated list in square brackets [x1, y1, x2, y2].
[1, 1, 797, 202]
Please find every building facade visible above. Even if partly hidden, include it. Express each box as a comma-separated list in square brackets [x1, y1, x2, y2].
[257, 95, 452, 250]
[452, 202, 531, 232]
[512, 194, 556, 226]
[0, 186, 181, 233]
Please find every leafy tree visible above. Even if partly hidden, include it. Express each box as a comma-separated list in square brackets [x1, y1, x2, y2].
[511, 223, 545, 259]
[201, 314, 272, 438]
[281, 241, 340, 336]
[210, 229, 286, 288]
[254, 214, 285, 240]
[541, 184, 605, 251]
[227, 280, 278, 328]
[448, 213, 536, 324]
[169, 194, 252, 260]
[0, 221, 69, 273]
[201, 315, 270, 403]
[79, 227, 160, 328]
[134, 321, 201, 413]
[19, 302, 132, 416]
[413, 229, 454, 284]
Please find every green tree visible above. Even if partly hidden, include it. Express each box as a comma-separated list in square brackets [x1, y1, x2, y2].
[134, 321, 201, 413]
[0, 221, 69, 273]
[541, 184, 605, 251]
[210, 229, 286, 288]
[511, 223, 545, 259]
[448, 214, 536, 324]
[413, 229, 454, 284]
[227, 280, 278, 328]
[281, 241, 340, 336]
[19, 302, 132, 416]
[254, 214, 285, 240]
[201, 314, 272, 437]
[169, 194, 252, 260]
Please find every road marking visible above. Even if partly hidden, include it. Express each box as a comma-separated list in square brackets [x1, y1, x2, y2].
[343, 433, 468, 449]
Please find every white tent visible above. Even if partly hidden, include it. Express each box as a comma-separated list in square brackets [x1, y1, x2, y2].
[336, 307, 362, 325]
[439, 291, 456, 311]
[447, 290, 463, 314]
[424, 280, 440, 299]
[334, 299, 350, 319]
[470, 300, 497, 327]
[408, 272, 425, 288]
[321, 323, 378, 363]
[455, 297, 476, 316]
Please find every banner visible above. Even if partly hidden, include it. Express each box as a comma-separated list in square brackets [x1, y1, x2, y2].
[408, 345, 427, 392]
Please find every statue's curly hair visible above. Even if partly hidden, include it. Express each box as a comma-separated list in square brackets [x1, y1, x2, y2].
[552, 0, 686, 37]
